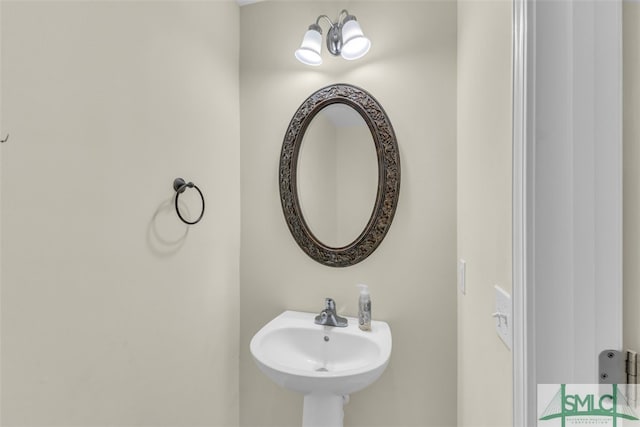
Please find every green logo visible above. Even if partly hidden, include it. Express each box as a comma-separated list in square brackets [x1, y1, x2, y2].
[539, 384, 639, 426]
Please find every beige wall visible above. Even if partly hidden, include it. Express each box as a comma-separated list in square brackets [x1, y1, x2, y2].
[240, 1, 457, 426]
[457, 1, 512, 426]
[0, 0, 3, 419]
[0, 1, 521, 426]
[624, 1, 640, 352]
[0, 2, 240, 425]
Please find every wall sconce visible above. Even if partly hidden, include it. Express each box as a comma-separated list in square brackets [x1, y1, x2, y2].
[295, 9, 371, 66]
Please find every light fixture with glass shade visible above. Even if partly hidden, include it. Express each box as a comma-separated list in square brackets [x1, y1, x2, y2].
[295, 10, 371, 66]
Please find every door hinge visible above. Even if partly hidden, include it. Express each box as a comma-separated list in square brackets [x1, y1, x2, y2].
[599, 349, 638, 407]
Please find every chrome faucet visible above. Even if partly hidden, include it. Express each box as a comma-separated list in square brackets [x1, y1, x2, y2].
[314, 298, 348, 327]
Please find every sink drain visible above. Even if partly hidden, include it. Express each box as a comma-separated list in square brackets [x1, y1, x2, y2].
[316, 367, 329, 372]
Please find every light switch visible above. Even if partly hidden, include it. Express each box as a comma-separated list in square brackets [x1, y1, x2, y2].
[494, 285, 512, 350]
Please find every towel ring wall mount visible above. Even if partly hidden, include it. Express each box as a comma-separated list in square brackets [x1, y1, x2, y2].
[173, 177, 205, 225]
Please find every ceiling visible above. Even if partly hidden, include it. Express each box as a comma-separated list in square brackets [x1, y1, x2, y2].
[236, 0, 264, 6]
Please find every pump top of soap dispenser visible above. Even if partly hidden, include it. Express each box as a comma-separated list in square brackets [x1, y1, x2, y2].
[357, 284, 369, 295]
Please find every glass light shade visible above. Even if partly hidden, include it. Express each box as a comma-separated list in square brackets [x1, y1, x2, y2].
[295, 28, 323, 66]
[340, 19, 370, 60]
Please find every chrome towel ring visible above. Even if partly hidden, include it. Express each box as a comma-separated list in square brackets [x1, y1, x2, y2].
[173, 177, 205, 225]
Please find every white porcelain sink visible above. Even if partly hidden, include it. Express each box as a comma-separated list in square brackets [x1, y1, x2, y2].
[250, 310, 392, 427]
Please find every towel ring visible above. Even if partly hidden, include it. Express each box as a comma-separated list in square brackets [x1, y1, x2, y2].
[173, 178, 205, 225]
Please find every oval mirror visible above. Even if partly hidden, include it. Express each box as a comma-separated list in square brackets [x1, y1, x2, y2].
[279, 84, 401, 267]
[297, 103, 378, 248]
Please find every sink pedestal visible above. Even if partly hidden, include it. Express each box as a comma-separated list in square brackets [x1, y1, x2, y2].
[302, 393, 347, 427]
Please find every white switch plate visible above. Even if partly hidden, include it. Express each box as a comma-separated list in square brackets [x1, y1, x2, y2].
[494, 285, 512, 350]
[458, 259, 466, 295]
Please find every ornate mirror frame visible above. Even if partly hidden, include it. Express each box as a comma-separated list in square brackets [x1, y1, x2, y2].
[279, 83, 401, 267]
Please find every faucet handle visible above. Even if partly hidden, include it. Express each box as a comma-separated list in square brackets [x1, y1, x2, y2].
[324, 297, 336, 311]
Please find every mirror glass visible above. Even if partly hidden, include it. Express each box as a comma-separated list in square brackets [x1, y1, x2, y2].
[297, 104, 378, 248]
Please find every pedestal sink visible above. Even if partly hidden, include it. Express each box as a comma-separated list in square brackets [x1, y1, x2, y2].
[250, 310, 392, 427]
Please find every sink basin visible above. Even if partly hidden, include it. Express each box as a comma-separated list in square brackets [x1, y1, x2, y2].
[250, 310, 392, 427]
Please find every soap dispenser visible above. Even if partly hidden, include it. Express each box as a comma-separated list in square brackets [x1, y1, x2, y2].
[356, 284, 371, 331]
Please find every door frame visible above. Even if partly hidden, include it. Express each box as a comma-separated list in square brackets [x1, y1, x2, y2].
[512, 0, 624, 425]
[512, 0, 530, 423]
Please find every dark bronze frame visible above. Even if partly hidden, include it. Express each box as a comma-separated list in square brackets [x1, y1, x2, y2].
[279, 83, 401, 267]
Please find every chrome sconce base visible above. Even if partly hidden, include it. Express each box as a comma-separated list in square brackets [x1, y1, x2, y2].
[326, 24, 342, 56]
